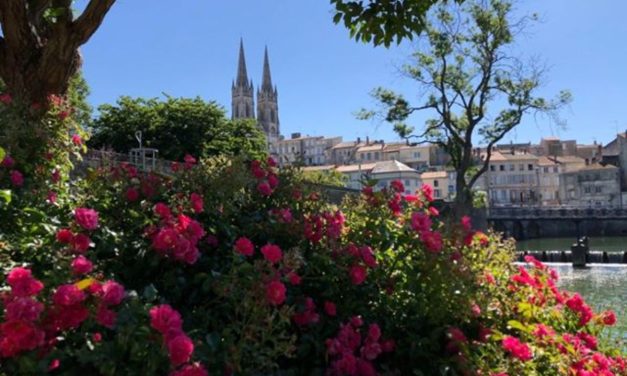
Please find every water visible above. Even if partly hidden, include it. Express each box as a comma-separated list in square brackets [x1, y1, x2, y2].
[517, 236, 627, 252]
[551, 264, 627, 346]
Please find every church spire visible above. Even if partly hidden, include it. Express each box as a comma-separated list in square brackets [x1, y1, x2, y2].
[236, 38, 250, 88]
[261, 46, 273, 92]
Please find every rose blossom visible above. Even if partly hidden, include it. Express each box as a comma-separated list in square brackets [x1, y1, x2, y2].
[349, 265, 367, 285]
[7, 267, 43, 297]
[234, 237, 254, 256]
[71, 256, 93, 275]
[74, 208, 99, 230]
[101, 281, 125, 306]
[261, 244, 283, 264]
[266, 280, 287, 306]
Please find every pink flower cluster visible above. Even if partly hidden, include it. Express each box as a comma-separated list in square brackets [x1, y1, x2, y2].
[325, 317, 395, 376]
[304, 210, 346, 243]
[565, 293, 594, 327]
[293, 297, 320, 326]
[410, 211, 443, 253]
[501, 335, 533, 362]
[0, 267, 125, 360]
[149, 304, 207, 375]
[1, 153, 24, 188]
[150, 203, 206, 264]
[343, 244, 378, 286]
[250, 158, 279, 196]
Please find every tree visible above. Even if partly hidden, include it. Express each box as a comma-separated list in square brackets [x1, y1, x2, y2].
[0, 0, 115, 105]
[89, 96, 267, 161]
[361, 0, 570, 216]
[331, 0, 462, 47]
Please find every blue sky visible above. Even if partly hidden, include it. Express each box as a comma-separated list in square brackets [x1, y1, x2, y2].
[80, 1, 627, 146]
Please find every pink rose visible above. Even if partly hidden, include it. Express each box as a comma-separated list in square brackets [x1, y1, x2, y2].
[71, 256, 93, 275]
[349, 265, 367, 285]
[101, 280, 125, 306]
[266, 280, 286, 306]
[74, 208, 99, 230]
[261, 244, 283, 264]
[234, 237, 254, 256]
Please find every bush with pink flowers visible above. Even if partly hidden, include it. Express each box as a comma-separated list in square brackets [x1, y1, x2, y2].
[0, 117, 626, 374]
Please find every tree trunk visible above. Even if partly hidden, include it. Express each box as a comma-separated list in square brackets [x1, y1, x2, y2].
[453, 168, 473, 220]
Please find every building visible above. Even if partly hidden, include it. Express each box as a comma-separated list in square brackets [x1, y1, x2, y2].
[276, 133, 341, 166]
[559, 164, 621, 207]
[335, 163, 377, 190]
[536, 156, 586, 206]
[232, 40, 280, 154]
[603, 132, 627, 190]
[370, 160, 422, 195]
[485, 151, 539, 206]
[420, 170, 455, 201]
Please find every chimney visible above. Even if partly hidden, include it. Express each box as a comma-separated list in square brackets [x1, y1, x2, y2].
[291, 132, 301, 139]
[366, 136, 370, 145]
[356, 137, 361, 144]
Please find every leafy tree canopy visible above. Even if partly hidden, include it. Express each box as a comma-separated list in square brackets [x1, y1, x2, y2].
[89, 96, 267, 161]
[360, 0, 570, 215]
[331, 0, 462, 47]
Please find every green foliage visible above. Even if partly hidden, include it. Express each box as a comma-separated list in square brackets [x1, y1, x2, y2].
[331, 0, 463, 47]
[67, 72, 93, 127]
[89, 96, 267, 161]
[298, 168, 347, 187]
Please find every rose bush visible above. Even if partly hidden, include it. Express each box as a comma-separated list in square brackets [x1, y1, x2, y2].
[0, 105, 625, 374]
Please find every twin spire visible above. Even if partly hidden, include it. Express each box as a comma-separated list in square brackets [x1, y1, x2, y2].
[234, 39, 275, 94]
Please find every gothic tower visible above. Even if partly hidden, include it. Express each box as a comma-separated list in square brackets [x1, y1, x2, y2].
[231, 39, 254, 120]
[257, 46, 280, 149]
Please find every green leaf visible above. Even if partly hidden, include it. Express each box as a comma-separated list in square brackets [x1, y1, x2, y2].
[0, 147, 5, 161]
[507, 319, 528, 333]
[0, 189, 11, 204]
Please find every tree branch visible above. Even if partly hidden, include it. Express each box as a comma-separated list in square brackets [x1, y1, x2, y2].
[71, 0, 116, 45]
[0, 0, 36, 50]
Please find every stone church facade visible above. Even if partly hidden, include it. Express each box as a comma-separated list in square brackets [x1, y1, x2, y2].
[231, 39, 280, 154]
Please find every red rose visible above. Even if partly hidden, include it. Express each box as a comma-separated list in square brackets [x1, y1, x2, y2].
[5, 297, 44, 322]
[52, 284, 86, 306]
[95, 306, 117, 328]
[125, 187, 140, 202]
[167, 334, 194, 366]
[234, 237, 254, 256]
[257, 181, 273, 196]
[190, 193, 204, 213]
[72, 233, 92, 254]
[266, 280, 286, 306]
[74, 208, 99, 230]
[71, 256, 93, 275]
[149, 304, 183, 336]
[10, 170, 24, 187]
[101, 280, 125, 306]
[324, 301, 337, 316]
[7, 267, 43, 297]
[154, 202, 171, 219]
[261, 244, 283, 264]
[349, 265, 367, 285]
[602, 310, 617, 326]
[56, 228, 74, 244]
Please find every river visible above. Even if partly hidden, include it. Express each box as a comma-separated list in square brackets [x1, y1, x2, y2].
[516, 236, 627, 252]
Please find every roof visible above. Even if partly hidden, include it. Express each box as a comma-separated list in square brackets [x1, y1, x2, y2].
[563, 163, 619, 173]
[489, 151, 539, 162]
[421, 170, 447, 179]
[331, 142, 361, 150]
[357, 144, 384, 152]
[537, 155, 586, 166]
[301, 165, 335, 172]
[335, 163, 377, 173]
[370, 160, 416, 174]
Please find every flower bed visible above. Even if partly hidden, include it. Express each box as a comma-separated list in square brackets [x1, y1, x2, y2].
[0, 124, 625, 374]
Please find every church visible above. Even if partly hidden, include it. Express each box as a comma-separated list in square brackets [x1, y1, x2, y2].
[231, 39, 280, 154]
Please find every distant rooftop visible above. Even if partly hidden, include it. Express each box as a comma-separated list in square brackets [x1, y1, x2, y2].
[371, 160, 416, 174]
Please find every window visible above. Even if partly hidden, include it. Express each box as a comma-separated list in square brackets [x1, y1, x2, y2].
[553, 166, 558, 173]
[584, 186, 591, 193]
[543, 167, 548, 173]
[374, 152, 380, 160]
[595, 186, 602, 193]
[528, 164, 533, 171]
[367, 152, 372, 160]
[499, 165, 505, 171]
[519, 164, 524, 171]
[509, 164, 515, 171]
[414, 152, 421, 158]
[490, 165, 495, 172]
[433, 180, 439, 187]
[434, 189, 441, 198]
[448, 185, 454, 193]
[405, 179, 410, 186]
